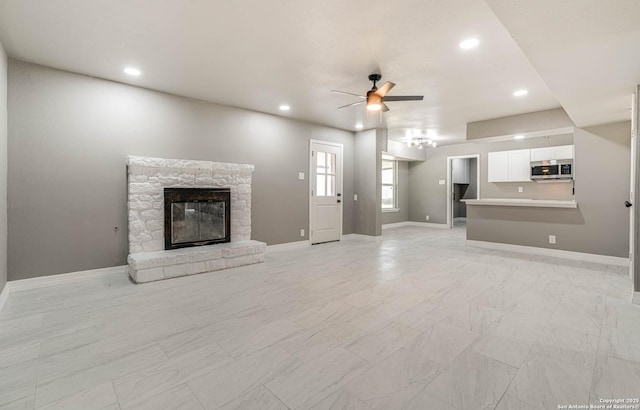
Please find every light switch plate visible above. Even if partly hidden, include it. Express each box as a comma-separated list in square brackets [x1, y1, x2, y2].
[518, 187, 523, 193]
[298, 172, 304, 180]
[438, 180, 445, 185]
[354, 194, 358, 201]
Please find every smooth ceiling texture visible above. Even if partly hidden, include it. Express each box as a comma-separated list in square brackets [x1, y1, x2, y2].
[0, 0, 638, 143]
[485, 0, 640, 128]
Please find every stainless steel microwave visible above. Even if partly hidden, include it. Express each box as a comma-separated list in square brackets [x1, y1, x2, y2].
[531, 160, 573, 180]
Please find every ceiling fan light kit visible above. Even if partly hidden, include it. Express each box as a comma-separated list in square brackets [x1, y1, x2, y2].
[332, 73, 424, 113]
[366, 94, 382, 111]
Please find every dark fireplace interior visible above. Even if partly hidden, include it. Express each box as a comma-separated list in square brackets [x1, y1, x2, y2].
[164, 188, 231, 250]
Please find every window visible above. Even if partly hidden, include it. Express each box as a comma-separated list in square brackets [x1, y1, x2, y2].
[381, 159, 397, 210]
[316, 151, 336, 196]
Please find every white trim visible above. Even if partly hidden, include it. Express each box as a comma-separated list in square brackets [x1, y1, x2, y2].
[342, 233, 383, 241]
[447, 154, 481, 228]
[8, 265, 129, 293]
[463, 198, 577, 208]
[0, 283, 10, 313]
[266, 240, 310, 253]
[382, 221, 449, 230]
[467, 240, 629, 267]
[309, 139, 344, 245]
[381, 159, 398, 211]
[382, 221, 413, 229]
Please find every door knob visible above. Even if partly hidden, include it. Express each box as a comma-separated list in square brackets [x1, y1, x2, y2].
[337, 193, 342, 197]
[625, 200, 633, 208]
[337, 199, 342, 203]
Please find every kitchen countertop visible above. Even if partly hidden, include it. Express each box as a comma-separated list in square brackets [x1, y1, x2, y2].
[461, 198, 578, 208]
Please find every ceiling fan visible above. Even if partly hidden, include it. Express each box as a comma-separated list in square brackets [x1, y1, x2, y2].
[331, 74, 424, 112]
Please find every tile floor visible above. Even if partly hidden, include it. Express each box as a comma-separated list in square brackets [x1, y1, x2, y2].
[1, 226, 639, 410]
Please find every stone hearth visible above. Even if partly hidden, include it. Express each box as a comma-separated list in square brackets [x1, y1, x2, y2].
[126, 155, 266, 283]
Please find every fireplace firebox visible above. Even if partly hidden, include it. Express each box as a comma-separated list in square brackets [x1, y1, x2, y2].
[164, 188, 231, 250]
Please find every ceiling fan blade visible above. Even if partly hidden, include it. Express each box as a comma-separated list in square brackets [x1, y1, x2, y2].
[373, 82, 395, 97]
[383, 95, 424, 101]
[337, 101, 365, 109]
[331, 90, 366, 99]
[381, 103, 390, 112]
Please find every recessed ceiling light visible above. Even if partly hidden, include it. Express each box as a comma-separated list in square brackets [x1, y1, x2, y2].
[459, 38, 480, 49]
[279, 104, 290, 111]
[355, 123, 363, 130]
[513, 89, 528, 97]
[124, 67, 141, 76]
[514, 135, 525, 140]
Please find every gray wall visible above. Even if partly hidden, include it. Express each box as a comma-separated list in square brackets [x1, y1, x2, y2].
[467, 108, 573, 140]
[0, 42, 6, 293]
[8, 60, 356, 280]
[353, 129, 384, 236]
[381, 161, 409, 224]
[467, 122, 630, 257]
[409, 134, 575, 224]
[410, 122, 630, 258]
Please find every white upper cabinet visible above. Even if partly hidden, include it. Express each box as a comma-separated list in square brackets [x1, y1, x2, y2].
[530, 147, 553, 162]
[530, 144, 574, 161]
[553, 144, 574, 160]
[488, 151, 510, 182]
[508, 149, 532, 181]
[488, 149, 531, 182]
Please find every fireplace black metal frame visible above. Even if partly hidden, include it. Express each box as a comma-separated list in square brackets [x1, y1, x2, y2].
[164, 188, 231, 250]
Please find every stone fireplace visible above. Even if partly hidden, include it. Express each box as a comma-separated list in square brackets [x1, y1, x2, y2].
[126, 156, 266, 283]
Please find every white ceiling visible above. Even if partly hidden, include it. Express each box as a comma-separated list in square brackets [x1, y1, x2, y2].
[0, 0, 638, 144]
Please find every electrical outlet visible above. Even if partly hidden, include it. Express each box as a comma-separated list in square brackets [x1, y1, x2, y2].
[426, 215, 430, 221]
[438, 180, 445, 185]
[298, 172, 304, 180]
[518, 187, 523, 193]
[300, 229, 305, 237]
[354, 194, 358, 201]
[549, 235, 556, 244]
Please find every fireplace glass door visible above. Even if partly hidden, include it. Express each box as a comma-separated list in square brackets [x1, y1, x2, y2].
[171, 201, 226, 245]
[164, 188, 231, 250]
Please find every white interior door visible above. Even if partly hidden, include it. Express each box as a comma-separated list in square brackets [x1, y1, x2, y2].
[310, 141, 343, 244]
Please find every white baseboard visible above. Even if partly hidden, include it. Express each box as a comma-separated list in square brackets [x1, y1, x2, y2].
[466, 240, 630, 267]
[342, 233, 383, 241]
[382, 221, 450, 230]
[0, 282, 9, 313]
[266, 240, 309, 253]
[8, 265, 129, 293]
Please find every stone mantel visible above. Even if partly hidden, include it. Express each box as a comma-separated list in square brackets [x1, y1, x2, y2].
[126, 155, 265, 283]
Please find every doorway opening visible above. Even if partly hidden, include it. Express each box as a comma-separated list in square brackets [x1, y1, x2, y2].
[446, 154, 480, 230]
